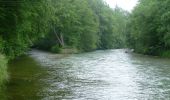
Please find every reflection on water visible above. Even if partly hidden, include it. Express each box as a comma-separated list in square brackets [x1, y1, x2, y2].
[1, 49, 170, 99]
[5, 56, 47, 100]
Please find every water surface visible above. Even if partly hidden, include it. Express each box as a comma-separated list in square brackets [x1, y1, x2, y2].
[1, 49, 170, 100]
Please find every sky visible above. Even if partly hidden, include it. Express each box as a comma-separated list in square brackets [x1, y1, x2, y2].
[104, 0, 139, 12]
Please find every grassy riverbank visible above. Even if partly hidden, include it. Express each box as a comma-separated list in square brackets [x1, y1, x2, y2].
[0, 54, 8, 87]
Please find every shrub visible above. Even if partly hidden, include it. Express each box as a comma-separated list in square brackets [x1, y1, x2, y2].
[51, 45, 61, 53]
[160, 50, 170, 58]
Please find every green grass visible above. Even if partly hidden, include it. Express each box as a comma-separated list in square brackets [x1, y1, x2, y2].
[0, 54, 8, 87]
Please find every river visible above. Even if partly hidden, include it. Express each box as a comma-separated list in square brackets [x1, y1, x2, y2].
[1, 49, 170, 100]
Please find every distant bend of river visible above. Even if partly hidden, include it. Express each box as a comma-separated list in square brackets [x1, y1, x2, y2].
[1, 49, 170, 100]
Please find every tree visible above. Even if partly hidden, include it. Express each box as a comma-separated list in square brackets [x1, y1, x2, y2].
[87, 0, 129, 49]
[129, 0, 170, 56]
[0, 0, 50, 59]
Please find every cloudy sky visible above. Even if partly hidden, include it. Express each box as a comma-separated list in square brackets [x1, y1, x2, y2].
[104, 0, 139, 12]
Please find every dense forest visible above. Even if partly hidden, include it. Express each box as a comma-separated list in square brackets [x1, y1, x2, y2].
[0, 0, 128, 59]
[35, 0, 128, 53]
[129, 0, 170, 57]
[0, 0, 170, 85]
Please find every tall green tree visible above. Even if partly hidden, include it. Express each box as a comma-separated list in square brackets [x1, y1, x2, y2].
[37, 0, 99, 52]
[0, 0, 49, 59]
[129, 0, 170, 56]
[87, 0, 129, 49]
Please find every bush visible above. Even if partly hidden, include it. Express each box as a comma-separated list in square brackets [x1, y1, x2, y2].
[51, 45, 61, 53]
[0, 54, 8, 87]
[160, 50, 170, 58]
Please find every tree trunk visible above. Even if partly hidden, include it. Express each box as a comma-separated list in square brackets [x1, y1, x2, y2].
[53, 27, 64, 47]
[60, 33, 65, 47]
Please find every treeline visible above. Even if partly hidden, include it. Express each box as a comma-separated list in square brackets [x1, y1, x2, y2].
[0, 0, 49, 59]
[128, 0, 170, 57]
[35, 0, 129, 53]
[0, 0, 128, 58]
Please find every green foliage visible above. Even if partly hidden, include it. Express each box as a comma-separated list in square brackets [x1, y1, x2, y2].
[0, 0, 129, 58]
[36, 0, 99, 52]
[0, 0, 50, 59]
[36, 0, 128, 52]
[160, 51, 170, 58]
[129, 0, 170, 56]
[0, 54, 8, 86]
[51, 45, 61, 53]
[87, 0, 129, 49]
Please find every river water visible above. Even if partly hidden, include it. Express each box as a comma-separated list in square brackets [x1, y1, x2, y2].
[1, 49, 170, 100]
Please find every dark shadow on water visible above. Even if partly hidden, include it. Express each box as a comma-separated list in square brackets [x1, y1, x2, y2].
[0, 55, 47, 100]
[0, 54, 74, 100]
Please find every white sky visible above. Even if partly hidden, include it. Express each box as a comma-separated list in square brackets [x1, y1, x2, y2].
[104, 0, 138, 12]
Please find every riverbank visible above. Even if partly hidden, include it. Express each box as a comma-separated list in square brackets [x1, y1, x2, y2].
[134, 48, 170, 58]
[0, 54, 8, 87]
